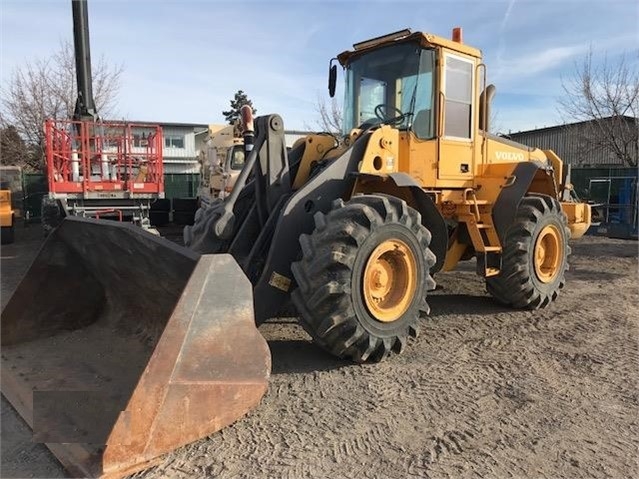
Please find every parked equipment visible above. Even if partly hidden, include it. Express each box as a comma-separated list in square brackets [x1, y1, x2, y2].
[0, 187, 15, 244]
[41, 0, 164, 233]
[587, 175, 638, 239]
[0, 165, 24, 220]
[196, 124, 245, 207]
[0, 165, 21, 243]
[1, 26, 591, 478]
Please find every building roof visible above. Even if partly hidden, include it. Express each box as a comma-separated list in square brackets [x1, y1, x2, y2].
[510, 115, 637, 136]
[286, 130, 315, 136]
[508, 115, 637, 167]
[107, 120, 208, 129]
[110, 121, 315, 136]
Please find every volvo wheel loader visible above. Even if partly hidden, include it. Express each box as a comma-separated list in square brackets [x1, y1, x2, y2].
[1, 26, 591, 479]
[185, 27, 591, 359]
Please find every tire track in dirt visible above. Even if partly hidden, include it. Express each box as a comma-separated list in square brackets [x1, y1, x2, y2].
[2, 231, 637, 479]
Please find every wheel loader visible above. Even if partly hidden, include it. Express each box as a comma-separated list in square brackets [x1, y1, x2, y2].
[1, 25, 591, 479]
[0, 187, 15, 244]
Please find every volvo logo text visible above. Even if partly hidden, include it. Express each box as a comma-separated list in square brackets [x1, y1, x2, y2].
[495, 151, 525, 161]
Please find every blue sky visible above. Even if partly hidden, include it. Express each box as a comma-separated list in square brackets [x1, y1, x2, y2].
[1, 0, 637, 133]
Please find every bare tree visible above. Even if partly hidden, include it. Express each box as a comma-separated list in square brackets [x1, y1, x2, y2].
[0, 124, 32, 169]
[310, 95, 509, 139]
[306, 94, 343, 137]
[559, 49, 639, 167]
[0, 41, 123, 171]
[489, 107, 504, 135]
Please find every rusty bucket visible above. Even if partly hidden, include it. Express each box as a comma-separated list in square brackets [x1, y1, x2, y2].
[1, 217, 271, 478]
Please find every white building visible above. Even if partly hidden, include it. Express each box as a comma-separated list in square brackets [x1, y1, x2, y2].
[151, 122, 209, 174]
[130, 121, 313, 175]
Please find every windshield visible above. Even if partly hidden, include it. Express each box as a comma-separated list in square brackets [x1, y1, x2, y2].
[342, 43, 435, 139]
[228, 145, 245, 171]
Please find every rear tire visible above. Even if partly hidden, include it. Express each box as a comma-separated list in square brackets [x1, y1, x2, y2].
[41, 197, 64, 236]
[173, 210, 195, 226]
[150, 198, 171, 212]
[149, 210, 170, 227]
[487, 194, 570, 309]
[291, 194, 436, 363]
[1, 223, 15, 244]
[172, 198, 198, 213]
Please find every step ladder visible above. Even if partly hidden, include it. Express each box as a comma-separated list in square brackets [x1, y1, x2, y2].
[461, 190, 502, 277]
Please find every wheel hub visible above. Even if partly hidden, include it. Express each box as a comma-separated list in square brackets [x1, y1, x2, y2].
[534, 224, 563, 283]
[363, 239, 417, 322]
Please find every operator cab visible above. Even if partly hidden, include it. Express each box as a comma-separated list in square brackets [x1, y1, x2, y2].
[335, 29, 482, 183]
[341, 42, 436, 140]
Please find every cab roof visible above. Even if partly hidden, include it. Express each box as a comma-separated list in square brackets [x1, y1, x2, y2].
[337, 29, 482, 66]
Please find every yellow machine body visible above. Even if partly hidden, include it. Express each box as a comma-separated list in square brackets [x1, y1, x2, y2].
[0, 188, 15, 244]
[305, 29, 592, 275]
[0, 189, 13, 228]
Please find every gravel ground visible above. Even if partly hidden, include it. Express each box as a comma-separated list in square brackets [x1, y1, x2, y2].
[1, 224, 638, 479]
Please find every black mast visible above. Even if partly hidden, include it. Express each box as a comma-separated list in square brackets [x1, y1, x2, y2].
[72, 0, 98, 121]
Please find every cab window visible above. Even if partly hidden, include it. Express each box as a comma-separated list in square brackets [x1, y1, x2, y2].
[444, 54, 473, 139]
[229, 147, 245, 170]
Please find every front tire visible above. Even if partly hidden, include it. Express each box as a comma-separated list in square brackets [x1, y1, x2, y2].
[487, 194, 570, 309]
[183, 198, 227, 253]
[291, 194, 436, 363]
[1, 223, 15, 244]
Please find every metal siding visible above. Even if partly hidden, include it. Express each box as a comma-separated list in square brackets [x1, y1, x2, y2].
[510, 118, 636, 167]
[163, 127, 197, 159]
[163, 161, 200, 175]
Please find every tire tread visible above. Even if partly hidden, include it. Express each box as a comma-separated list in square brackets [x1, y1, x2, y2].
[292, 194, 435, 363]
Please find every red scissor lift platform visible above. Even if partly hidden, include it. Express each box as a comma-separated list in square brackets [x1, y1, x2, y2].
[45, 119, 164, 226]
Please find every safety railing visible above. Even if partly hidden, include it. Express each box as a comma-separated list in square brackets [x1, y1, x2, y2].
[45, 119, 164, 196]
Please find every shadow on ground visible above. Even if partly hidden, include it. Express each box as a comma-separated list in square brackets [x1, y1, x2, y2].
[567, 268, 625, 281]
[428, 293, 512, 316]
[268, 339, 350, 375]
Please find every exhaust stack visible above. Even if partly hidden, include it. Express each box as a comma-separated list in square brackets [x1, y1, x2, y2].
[452, 27, 463, 43]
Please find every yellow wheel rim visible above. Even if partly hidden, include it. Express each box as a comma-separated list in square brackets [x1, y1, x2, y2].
[534, 224, 563, 283]
[363, 239, 417, 322]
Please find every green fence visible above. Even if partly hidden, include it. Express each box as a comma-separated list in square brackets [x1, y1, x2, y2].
[163, 174, 200, 200]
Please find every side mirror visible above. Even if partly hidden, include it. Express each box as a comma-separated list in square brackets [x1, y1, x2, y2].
[328, 59, 337, 98]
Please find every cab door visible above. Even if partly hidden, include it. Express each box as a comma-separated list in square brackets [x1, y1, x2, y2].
[438, 52, 475, 181]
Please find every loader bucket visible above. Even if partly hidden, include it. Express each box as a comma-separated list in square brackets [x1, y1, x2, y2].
[1, 217, 271, 478]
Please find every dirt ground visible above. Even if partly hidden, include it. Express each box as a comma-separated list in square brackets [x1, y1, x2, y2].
[1, 224, 638, 479]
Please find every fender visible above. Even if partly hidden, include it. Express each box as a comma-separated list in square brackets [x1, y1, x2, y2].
[252, 133, 372, 323]
[492, 161, 552, 243]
